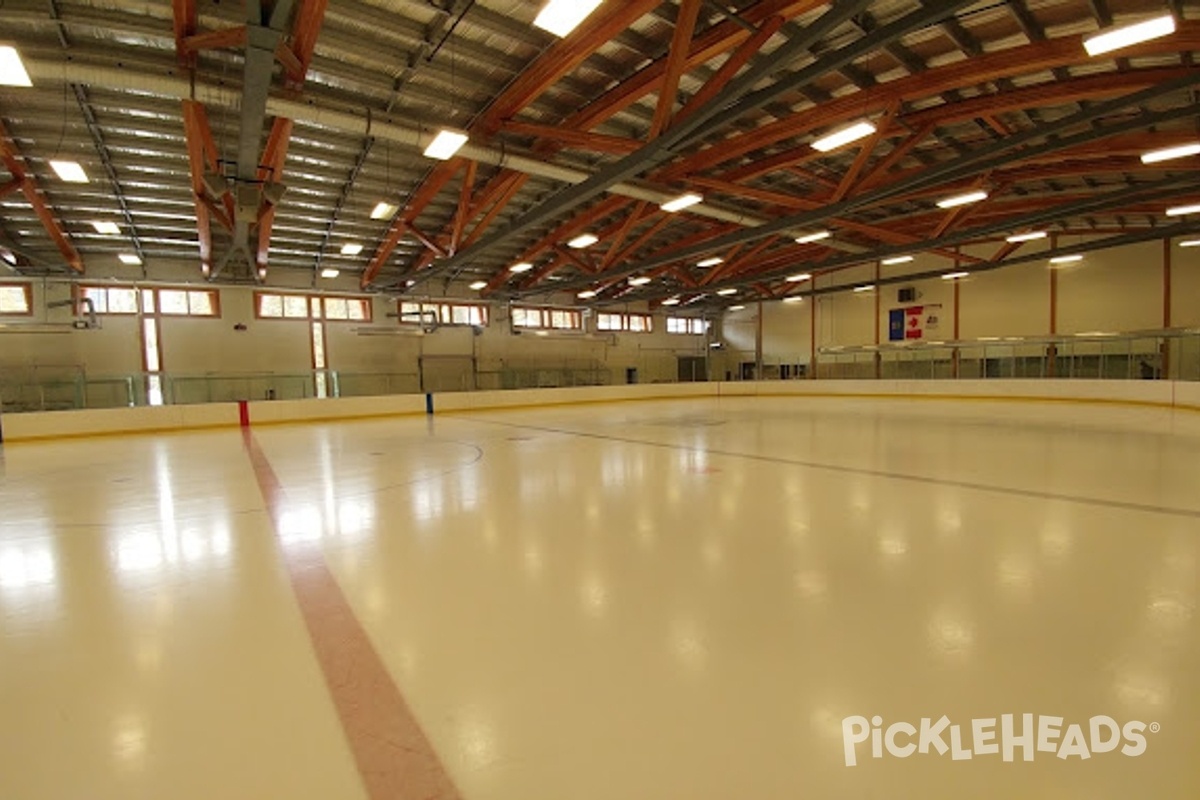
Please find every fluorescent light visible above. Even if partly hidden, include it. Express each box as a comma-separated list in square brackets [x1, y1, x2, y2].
[423, 129, 468, 160]
[811, 120, 876, 152]
[1166, 203, 1200, 217]
[661, 298, 680, 306]
[881, 255, 913, 265]
[628, 276, 651, 286]
[320, 268, 340, 279]
[783, 296, 803, 304]
[853, 284, 875, 292]
[0, 46, 32, 87]
[697, 257, 723, 267]
[1179, 239, 1200, 248]
[942, 271, 969, 280]
[786, 272, 812, 282]
[370, 201, 396, 220]
[533, 0, 604, 37]
[340, 243, 363, 256]
[727, 305, 745, 311]
[91, 221, 120, 235]
[118, 253, 142, 265]
[577, 289, 598, 299]
[660, 193, 702, 213]
[1049, 254, 1083, 264]
[1006, 231, 1047, 243]
[1083, 13, 1176, 57]
[937, 189, 989, 209]
[1141, 142, 1200, 164]
[795, 230, 831, 244]
[50, 160, 89, 183]
[716, 288, 737, 296]
[469, 280, 488, 290]
[568, 233, 599, 249]
[509, 261, 533, 273]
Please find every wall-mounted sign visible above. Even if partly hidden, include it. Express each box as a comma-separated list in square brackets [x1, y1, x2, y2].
[889, 304, 941, 341]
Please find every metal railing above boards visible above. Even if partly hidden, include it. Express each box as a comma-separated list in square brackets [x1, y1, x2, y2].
[815, 329, 1200, 382]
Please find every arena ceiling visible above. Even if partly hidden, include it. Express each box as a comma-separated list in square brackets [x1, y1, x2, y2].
[0, 0, 1198, 310]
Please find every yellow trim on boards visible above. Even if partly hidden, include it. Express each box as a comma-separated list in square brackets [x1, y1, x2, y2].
[4, 386, 1197, 442]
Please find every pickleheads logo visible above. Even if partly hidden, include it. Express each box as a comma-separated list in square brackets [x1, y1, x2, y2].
[841, 714, 1159, 767]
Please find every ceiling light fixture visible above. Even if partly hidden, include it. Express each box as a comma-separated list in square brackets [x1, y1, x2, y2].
[1178, 239, 1200, 248]
[853, 284, 875, 293]
[660, 193, 703, 213]
[783, 296, 803, 304]
[795, 230, 831, 244]
[118, 253, 142, 266]
[811, 120, 877, 152]
[340, 243, 363, 256]
[533, 0, 604, 37]
[937, 189, 989, 209]
[320, 268, 340, 279]
[628, 276, 651, 286]
[786, 273, 812, 282]
[727, 305, 745, 311]
[1140, 142, 1200, 164]
[50, 160, 89, 183]
[1083, 13, 1176, 57]
[91, 221, 120, 235]
[577, 289, 598, 299]
[881, 255, 913, 265]
[716, 288, 737, 296]
[1049, 254, 1083, 264]
[1006, 231, 1047, 243]
[423, 129, 469, 160]
[697, 257, 723, 267]
[568, 233, 599, 249]
[0, 46, 32, 87]
[370, 201, 396, 220]
[469, 280, 488, 290]
[1166, 203, 1200, 217]
[942, 271, 969, 280]
[661, 298, 680, 306]
[509, 261, 533, 273]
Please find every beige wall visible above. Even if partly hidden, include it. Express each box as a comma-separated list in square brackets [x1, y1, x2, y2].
[0, 282, 709, 386]
[3, 236, 1198, 384]
[725, 237, 1197, 364]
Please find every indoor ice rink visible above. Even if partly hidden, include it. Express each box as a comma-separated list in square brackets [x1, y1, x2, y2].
[3, 0, 1200, 798]
[2, 397, 1199, 798]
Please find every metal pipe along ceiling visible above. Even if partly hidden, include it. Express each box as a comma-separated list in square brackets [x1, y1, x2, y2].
[24, 60, 767, 231]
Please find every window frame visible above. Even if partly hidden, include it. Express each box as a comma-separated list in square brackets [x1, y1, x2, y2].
[255, 291, 373, 323]
[0, 283, 33, 316]
[154, 288, 221, 318]
[510, 304, 583, 331]
[666, 316, 710, 335]
[398, 300, 488, 328]
[596, 311, 653, 333]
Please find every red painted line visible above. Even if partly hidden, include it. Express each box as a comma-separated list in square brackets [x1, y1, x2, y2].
[241, 429, 461, 800]
[238, 400, 250, 429]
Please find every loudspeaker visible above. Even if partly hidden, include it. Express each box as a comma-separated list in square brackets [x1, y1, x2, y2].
[897, 287, 916, 303]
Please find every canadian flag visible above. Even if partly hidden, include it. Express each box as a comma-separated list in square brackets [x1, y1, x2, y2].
[904, 305, 940, 340]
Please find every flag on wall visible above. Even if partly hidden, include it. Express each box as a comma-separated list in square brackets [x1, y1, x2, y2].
[889, 304, 941, 341]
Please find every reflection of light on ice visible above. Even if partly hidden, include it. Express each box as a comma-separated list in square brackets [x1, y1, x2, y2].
[112, 713, 147, 767]
[1114, 669, 1169, 710]
[457, 712, 498, 770]
[927, 605, 974, 659]
[997, 552, 1034, 594]
[116, 520, 234, 573]
[580, 572, 607, 617]
[669, 617, 706, 672]
[0, 542, 56, 590]
[794, 569, 827, 599]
